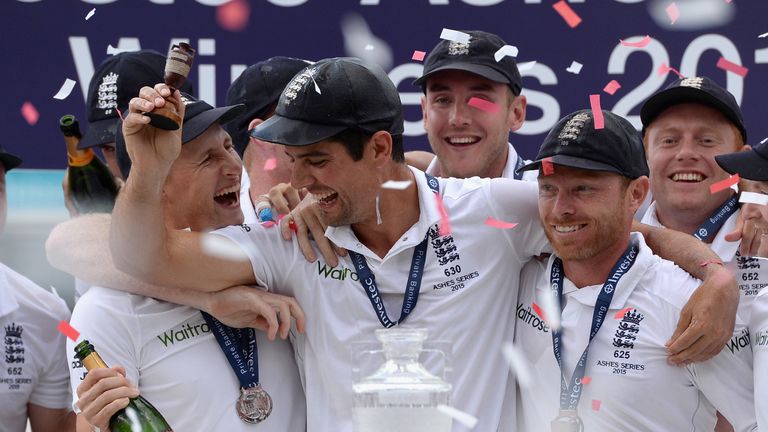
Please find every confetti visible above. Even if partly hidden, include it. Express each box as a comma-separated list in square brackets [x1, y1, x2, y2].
[552, 0, 582, 28]
[710, 174, 740, 194]
[666, 2, 680, 24]
[468, 97, 500, 114]
[437, 405, 478, 429]
[658, 63, 684, 79]
[216, 0, 250, 32]
[517, 61, 537, 72]
[614, 307, 633, 319]
[381, 180, 412, 190]
[592, 399, 602, 411]
[58, 320, 80, 342]
[566, 61, 583, 74]
[106, 44, 130, 56]
[581, 376, 592, 385]
[494, 45, 519, 62]
[116, 107, 124, 121]
[435, 193, 451, 236]
[53, 78, 77, 100]
[619, 35, 652, 48]
[759, 32, 768, 39]
[263, 157, 277, 171]
[532, 302, 546, 320]
[538, 289, 561, 331]
[365, 44, 374, 51]
[484, 217, 518, 229]
[501, 342, 532, 388]
[411, 50, 426, 61]
[20, 102, 39, 126]
[761, 137, 768, 145]
[85, 8, 95, 20]
[541, 157, 555, 176]
[739, 191, 768, 206]
[440, 28, 470, 44]
[716, 57, 749, 77]
[589, 94, 604, 129]
[200, 234, 249, 262]
[603, 80, 622, 95]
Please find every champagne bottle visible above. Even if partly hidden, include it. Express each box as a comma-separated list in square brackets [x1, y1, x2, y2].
[59, 115, 118, 214]
[74, 340, 174, 432]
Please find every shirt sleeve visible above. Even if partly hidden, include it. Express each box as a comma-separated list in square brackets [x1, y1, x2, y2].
[66, 291, 141, 411]
[688, 323, 758, 431]
[28, 299, 72, 409]
[750, 290, 768, 429]
[486, 178, 550, 262]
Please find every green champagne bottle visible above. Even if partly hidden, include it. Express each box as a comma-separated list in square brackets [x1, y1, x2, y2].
[74, 340, 174, 432]
[59, 115, 118, 213]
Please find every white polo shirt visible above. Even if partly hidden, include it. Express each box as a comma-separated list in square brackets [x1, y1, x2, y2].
[642, 202, 767, 326]
[0, 262, 71, 432]
[515, 233, 757, 431]
[751, 286, 768, 428]
[67, 286, 306, 431]
[214, 166, 549, 432]
[426, 142, 538, 181]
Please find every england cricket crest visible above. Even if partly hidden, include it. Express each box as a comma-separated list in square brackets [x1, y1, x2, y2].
[612, 309, 644, 350]
[4, 323, 24, 364]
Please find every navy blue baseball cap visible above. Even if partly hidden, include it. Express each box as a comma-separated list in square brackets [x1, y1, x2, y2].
[716, 140, 768, 181]
[0, 144, 21, 171]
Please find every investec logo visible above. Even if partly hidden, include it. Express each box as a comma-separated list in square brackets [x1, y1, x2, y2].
[317, 261, 359, 281]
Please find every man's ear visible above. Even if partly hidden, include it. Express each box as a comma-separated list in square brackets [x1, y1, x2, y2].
[370, 131, 393, 166]
[507, 94, 527, 133]
[248, 118, 264, 131]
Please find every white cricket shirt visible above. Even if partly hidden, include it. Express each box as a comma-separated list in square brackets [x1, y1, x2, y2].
[751, 286, 768, 428]
[0, 262, 71, 432]
[214, 166, 549, 432]
[642, 202, 767, 329]
[67, 286, 306, 431]
[515, 233, 757, 431]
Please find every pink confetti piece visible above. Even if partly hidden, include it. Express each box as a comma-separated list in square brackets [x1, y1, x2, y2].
[592, 399, 602, 411]
[58, 320, 80, 342]
[412, 50, 426, 61]
[716, 57, 749, 77]
[468, 97, 500, 114]
[116, 107, 124, 121]
[484, 217, 518, 229]
[541, 157, 555, 176]
[658, 63, 685, 79]
[581, 376, 592, 385]
[619, 35, 652, 48]
[20, 102, 39, 126]
[614, 307, 633, 319]
[666, 2, 680, 24]
[434, 194, 451, 236]
[217, 0, 250, 32]
[261, 221, 277, 228]
[710, 174, 740, 194]
[553, 0, 582, 28]
[603, 80, 622, 95]
[532, 302, 546, 320]
[589, 94, 604, 129]
[263, 157, 277, 171]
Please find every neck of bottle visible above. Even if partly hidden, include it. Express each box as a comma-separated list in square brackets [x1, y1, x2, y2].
[80, 351, 109, 371]
[65, 135, 95, 167]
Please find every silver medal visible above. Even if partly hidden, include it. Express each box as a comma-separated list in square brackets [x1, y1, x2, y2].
[236, 384, 273, 424]
[550, 410, 584, 432]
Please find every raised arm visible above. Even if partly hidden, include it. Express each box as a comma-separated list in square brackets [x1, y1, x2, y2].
[110, 84, 254, 291]
[633, 221, 739, 364]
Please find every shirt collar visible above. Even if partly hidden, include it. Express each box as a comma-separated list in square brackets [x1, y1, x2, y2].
[0, 265, 20, 318]
[425, 142, 517, 178]
[325, 166, 441, 261]
[547, 232, 651, 309]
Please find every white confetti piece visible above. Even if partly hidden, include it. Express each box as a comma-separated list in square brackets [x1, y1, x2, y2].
[494, 45, 518, 62]
[440, 28, 470, 44]
[740, 191, 768, 206]
[731, 183, 740, 194]
[517, 61, 537, 72]
[200, 234, 249, 262]
[566, 61, 583, 74]
[364, 44, 374, 50]
[761, 137, 768, 145]
[53, 78, 77, 100]
[381, 180, 412, 190]
[538, 289, 561, 331]
[436, 405, 478, 429]
[106, 44, 131, 56]
[501, 341, 532, 388]
[85, 8, 95, 20]
[760, 31, 768, 38]
[49, 286, 62, 299]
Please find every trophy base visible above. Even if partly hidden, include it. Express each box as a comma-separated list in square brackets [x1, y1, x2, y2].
[145, 107, 181, 131]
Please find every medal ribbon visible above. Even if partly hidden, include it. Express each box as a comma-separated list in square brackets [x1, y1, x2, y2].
[513, 154, 525, 180]
[347, 173, 439, 328]
[201, 312, 259, 389]
[692, 195, 738, 242]
[550, 240, 639, 411]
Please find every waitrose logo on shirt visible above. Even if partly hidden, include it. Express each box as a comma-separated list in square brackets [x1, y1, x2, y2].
[156, 321, 211, 347]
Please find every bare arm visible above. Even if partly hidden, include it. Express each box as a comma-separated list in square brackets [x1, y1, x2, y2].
[633, 220, 739, 364]
[404, 150, 435, 171]
[109, 84, 255, 291]
[28, 404, 76, 432]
